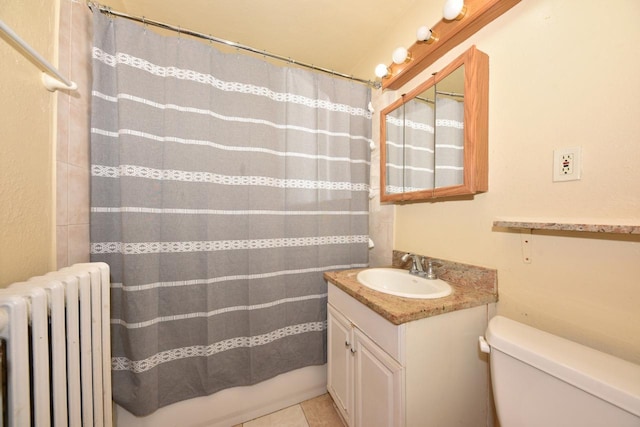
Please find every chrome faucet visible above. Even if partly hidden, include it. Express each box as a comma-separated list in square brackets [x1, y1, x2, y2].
[401, 253, 439, 279]
[401, 253, 426, 276]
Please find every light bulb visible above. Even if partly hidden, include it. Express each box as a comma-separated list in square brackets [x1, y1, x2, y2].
[416, 26, 431, 41]
[392, 47, 409, 65]
[443, 0, 466, 20]
[416, 26, 437, 43]
[375, 63, 389, 78]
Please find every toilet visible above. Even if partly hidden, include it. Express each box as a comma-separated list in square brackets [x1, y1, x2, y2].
[480, 315, 640, 427]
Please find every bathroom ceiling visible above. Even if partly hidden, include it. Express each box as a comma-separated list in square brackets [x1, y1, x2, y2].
[96, 0, 420, 81]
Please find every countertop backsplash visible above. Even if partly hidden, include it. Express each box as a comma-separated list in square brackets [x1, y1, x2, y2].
[392, 250, 497, 296]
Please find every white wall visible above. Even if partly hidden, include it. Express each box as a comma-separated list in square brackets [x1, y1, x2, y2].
[368, 0, 640, 363]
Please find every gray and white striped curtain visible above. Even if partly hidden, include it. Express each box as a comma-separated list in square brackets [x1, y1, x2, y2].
[384, 96, 463, 194]
[404, 99, 435, 192]
[384, 107, 406, 194]
[434, 96, 464, 188]
[385, 101, 436, 194]
[89, 11, 371, 416]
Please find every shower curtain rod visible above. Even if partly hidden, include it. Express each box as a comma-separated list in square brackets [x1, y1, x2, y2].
[436, 90, 464, 98]
[89, 2, 380, 89]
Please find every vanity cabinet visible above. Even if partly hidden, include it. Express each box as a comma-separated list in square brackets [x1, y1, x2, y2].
[328, 304, 403, 427]
[327, 282, 491, 427]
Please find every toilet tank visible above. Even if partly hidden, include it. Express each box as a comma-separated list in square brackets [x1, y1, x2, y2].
[485, 316, 640, 427]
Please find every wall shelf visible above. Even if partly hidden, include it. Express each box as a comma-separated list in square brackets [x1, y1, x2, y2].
[492, 219, 640, 235]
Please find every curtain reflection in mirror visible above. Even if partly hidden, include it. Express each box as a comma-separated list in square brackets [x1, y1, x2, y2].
[384, 84, 464, 194]
[385, 107, 405, 194]
[403, 96, 435, 192]
[434, 94, 464, 188]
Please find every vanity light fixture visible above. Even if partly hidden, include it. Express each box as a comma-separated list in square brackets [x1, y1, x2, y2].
[416, 26, 438, 44]
[375, 63, 390, 78]
[443, 0, 467, 21]
[377, 0, 520, 90]
[392, 47, 411, 65]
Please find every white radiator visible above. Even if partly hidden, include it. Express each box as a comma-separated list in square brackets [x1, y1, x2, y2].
[0, 262, 112, 427]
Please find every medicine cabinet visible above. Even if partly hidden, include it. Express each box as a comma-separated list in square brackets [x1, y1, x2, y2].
[380, 45, 489, 202]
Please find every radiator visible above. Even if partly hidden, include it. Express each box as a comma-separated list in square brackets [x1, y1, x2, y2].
[0, 262, 112, 427]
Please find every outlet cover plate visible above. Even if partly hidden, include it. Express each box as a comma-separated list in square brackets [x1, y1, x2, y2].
[553, 147, 582, 182]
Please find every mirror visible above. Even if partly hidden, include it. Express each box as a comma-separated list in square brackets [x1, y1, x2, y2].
[380, 46, 489, 202]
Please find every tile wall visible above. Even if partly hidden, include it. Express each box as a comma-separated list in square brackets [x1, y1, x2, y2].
[56, 0, 92, 267]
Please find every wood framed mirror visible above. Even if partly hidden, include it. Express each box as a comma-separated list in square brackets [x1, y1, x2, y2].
[380, 45, 489, 202]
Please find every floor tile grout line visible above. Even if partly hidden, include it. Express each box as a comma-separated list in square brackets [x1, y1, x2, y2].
[240, 393, 344, 426]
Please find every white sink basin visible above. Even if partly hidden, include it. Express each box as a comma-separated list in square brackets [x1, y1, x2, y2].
[356, 268, 452, 299]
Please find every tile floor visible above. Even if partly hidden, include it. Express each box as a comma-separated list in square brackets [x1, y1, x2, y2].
[233, 393, 345, 427]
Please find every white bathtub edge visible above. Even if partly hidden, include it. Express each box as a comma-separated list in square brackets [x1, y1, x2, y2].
[113, 364, 328, 427]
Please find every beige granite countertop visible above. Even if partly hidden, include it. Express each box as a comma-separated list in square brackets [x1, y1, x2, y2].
[493, 219, 640, 235]
[324, 257, 498, 325]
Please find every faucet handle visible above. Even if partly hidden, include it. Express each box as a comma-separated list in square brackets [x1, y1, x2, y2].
[425, 259, 440, 280]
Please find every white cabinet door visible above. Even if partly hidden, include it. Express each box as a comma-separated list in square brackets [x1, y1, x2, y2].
[327, 304, 353, 425]
[353, 328, 404, 427]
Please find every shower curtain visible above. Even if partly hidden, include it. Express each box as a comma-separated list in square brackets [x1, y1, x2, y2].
[384, 107, 408, 194]
[434, 96, 464, 188]
[403, 98, 436, 192]
[89, 11, 371, 416]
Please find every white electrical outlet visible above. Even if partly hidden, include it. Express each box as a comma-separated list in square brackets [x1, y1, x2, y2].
[553, 147, 582, 182]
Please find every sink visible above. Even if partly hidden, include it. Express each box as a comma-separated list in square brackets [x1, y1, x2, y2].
[356, 268, 452, 299]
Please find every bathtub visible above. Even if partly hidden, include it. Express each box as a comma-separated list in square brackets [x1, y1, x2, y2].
[113, 365, 327, 427]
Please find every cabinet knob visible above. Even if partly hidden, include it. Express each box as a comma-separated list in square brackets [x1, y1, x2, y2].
[345, 341, 351, 348]
[350, 347, 356, 354]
